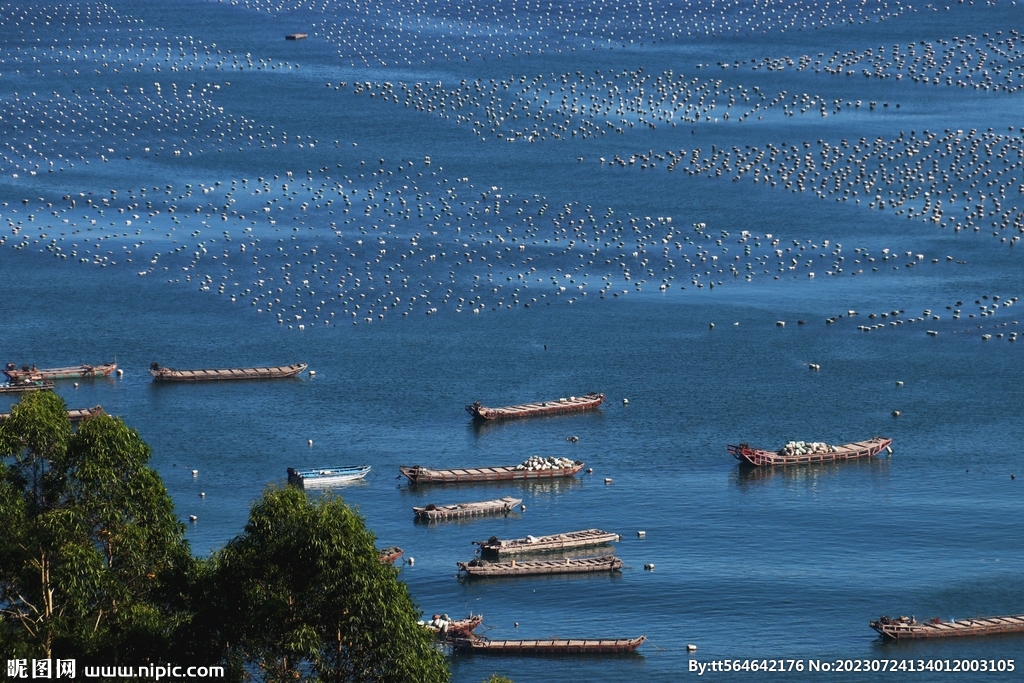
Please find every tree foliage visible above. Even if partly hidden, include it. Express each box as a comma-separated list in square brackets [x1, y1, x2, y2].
[1, 394, 450, 682]
[0, 391, 193, 662]
[202, 485, 449, 683]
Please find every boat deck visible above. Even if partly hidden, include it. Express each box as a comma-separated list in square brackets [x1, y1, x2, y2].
[401, 462, 583, 484]
[1, 406, 103, 423]
[150, 363, 306, 382]
[872, 614, 1024, 640]
[458, 555, 621, 578]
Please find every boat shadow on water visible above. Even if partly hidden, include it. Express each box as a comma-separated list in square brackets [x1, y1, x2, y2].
[731, 457, 893, 489]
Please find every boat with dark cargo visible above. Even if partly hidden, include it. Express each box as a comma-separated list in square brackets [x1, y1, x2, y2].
[414, 496, 522, 521]
[423, 614, 484, 639]
[871, 614, 1024, 640]
[149, 362, 307, 382]
[453, 635, 645, 655]
[476, 529, 619, 557]
[0, 379, 55, 394]
[378, 546, 404, 565]
[287, 465, 370, 489]
[466, 393, 605, 421]
[400, 459, 584, 485]
[457, 555, 621, 578]
[728, 437, 892, 467]
[4, 362, 117, 382]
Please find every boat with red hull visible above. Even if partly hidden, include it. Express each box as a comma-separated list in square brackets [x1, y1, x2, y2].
[466, 393, 604, 421]
[728, 437, 892, 467]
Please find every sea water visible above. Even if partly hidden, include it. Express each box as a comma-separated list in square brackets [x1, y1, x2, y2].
[2, 1, 1024, 681]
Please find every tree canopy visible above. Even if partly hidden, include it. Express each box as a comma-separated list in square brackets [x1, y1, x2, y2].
[0, 392, 450, 682]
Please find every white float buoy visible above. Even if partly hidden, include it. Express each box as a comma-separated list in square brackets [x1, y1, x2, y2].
[73, 382, 79, 388]
[637, 530, 646, 538]
[604, 477, 613, 484]
[622, 398, 629, 405]
[191, 469, 198, 477]
[199, 492, 205, 497]
[308, 439, 313, 446]
[687, 644, 698, 652]
[520, 504, 526, 512]
[189, 515, 197, 522]
[309, 370, 316, 377]
[116, 368, 124, 377]
[644, 563, 655, 571]
[407, 557, 414, 566]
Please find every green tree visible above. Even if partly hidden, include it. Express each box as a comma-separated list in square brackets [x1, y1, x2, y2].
[0, 391, 194, 662]
[203, 485, 448, 683]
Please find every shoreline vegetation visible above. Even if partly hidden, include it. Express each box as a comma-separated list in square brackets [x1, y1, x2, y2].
[0, 392, 449, 682]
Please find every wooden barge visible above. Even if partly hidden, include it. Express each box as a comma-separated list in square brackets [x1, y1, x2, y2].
[871, 614, 1024, 640]
[1, 406, 104, 423]
[414, 496, 522, 521]
[466, 393, 605, 421]
[287, 465, 370, 489]
[400, 461, 584, 485]
[149, 362, 307, 382]
[454, 635, 645, 655]
[457, 555, 622, 578]
[378, 546, 404, 565]
[4, 362, 117, 382]
[0, 379, 55, 394]
[476, 529, 619, 557]
[728, 437, 892, 467]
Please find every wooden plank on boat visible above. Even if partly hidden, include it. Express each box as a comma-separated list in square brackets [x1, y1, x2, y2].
[149, 362, 307, 382]
[477, 529, 620, 556]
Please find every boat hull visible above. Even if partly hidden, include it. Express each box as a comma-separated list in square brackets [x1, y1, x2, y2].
[454, 635, 645, 655]
[466, 393, 605, 421]
[4, 363, 117, 381]
[287, 465, 371, 489]
[872, 615, 1024, 640]
[149, 363, 307, 382]
[728, 437, 892, 467]
[401, 462, 584, 485]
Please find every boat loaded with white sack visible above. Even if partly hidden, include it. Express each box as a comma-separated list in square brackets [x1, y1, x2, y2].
[728, 437, 892, 467]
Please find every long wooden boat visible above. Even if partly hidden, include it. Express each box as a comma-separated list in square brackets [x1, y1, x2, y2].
[466, 393, 605, 421]
[149, 362, 307, 382]
[4, 362, 117, 382]
[454, 635, 645, 655]
[423, 614, 484, 639]
[1, 406, 104, 423]
[0, 379, 55, 394]
[728, 437, 892, 467]
[378, 546, 403, 565]
[414, 497, 522, 521]
[400, 461, 584, 485]
[458, 555, 621, 578]
[287, 465, 370, 489]
[477, 529, 620, 557]
[871, 614, 1024, 640]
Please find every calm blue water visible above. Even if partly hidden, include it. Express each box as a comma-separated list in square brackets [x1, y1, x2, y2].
[3, 1, 1024, 680]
